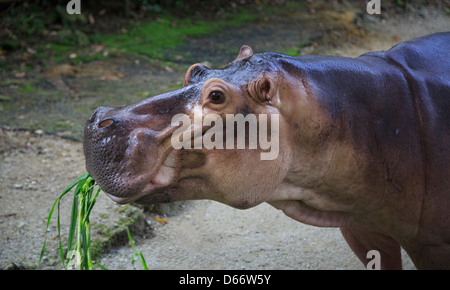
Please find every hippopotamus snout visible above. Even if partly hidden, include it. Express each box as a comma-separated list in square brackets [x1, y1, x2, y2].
[83, 91, 192, 204]
[84, 105, 139, 201]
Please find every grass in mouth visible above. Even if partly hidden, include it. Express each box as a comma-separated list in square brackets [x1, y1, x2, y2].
[39, 172, 148, 270]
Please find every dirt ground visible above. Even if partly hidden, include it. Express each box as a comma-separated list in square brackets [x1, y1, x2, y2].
[1, 4, 449, 270]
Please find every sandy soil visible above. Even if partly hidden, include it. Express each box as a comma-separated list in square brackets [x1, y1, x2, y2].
[1, 5, 449, 270]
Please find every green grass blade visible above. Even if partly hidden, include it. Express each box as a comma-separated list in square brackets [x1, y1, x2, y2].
[39, 173, 89, 269]
[94, 261, 108, 270]
[80, 223, 88, 269]
[65, 192, 78, 267]
[57, 198, 68, 269]
[126, 226, 149, 270]
[38, 196, 59, 268]
[83, 187, 101, 224]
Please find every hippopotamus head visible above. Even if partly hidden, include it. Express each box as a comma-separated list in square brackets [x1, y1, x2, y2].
[83, 46, 296, 208]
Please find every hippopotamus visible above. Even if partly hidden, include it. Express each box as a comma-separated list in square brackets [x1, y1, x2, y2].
[83, 32, 450, 269]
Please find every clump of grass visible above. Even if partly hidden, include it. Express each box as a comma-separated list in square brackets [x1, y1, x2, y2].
[39, 173, 99, 269]
[39, 173, 148, 270]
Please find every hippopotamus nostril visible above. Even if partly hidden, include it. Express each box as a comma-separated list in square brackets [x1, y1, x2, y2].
[98, 118, 115, 129]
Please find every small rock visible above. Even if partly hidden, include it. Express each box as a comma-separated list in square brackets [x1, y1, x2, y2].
[26, 142, 33, 151]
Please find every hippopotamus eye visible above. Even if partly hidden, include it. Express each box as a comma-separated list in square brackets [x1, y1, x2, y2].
[208, 91, 225, 104]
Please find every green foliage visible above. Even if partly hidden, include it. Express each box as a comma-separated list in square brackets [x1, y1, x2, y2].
[18, 82, 37, 93]
[1, 0, 258, 66]
[39, 173, 100, 269]
[39, 173, 148, 270]
[90, 13, 255, 60]
[4, 4, 47, 36]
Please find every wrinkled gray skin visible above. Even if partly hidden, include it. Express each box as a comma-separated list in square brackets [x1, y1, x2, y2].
[84, 33, 450, 269]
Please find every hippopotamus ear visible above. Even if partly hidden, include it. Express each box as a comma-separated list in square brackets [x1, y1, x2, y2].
[184, 63, 210, 86]
[233, 45, 254, 63]
[247, 74, 275, 103]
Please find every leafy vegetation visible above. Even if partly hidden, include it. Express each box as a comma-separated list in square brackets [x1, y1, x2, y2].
[39, 173, 100, 269]
[88, 13, 255, 61]
[39, 173, 148, 270]
[0, 0, 261, 67]
[2, 0, 443, 67]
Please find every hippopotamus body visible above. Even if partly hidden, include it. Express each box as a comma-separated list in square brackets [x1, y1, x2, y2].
[83, 32, 450, 269]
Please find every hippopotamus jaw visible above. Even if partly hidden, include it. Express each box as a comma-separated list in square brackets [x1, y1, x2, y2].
[103, 149, 178, 204]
